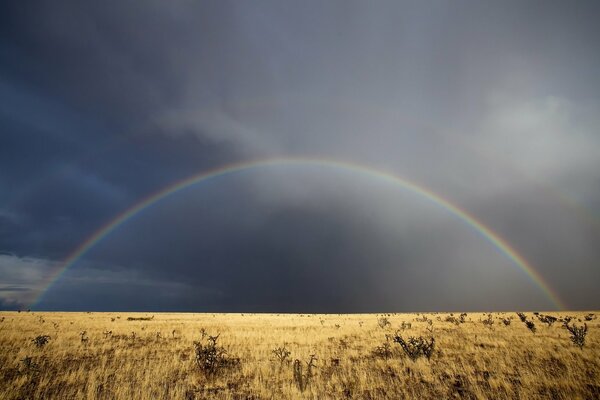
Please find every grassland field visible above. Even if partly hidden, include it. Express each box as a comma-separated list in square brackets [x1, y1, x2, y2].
[0, 311, 598, 399]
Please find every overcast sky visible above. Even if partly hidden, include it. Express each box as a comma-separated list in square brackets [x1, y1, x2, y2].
[1, 1, 599, 312]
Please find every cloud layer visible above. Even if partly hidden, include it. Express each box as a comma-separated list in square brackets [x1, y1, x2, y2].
[1, 1, 599, 311]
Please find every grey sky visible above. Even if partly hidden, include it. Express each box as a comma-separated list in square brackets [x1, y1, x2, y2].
[1, 1, 599, 311]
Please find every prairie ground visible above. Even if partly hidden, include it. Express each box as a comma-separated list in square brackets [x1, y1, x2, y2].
[0, 311, 598, 399]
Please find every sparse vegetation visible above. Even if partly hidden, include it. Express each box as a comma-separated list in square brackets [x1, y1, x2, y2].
[127, 316, 154, 321]
[32, 335, 50, 348]
[392, 331, 435, 360]
[21, 356, 38, 371]
[584, 313, 595, 321]
[372, 340, 393, 359]
[292, 354, 317, 392]
[537, 314, 558, 326]
[517, 312, 537, 333]
[272, 345, 291, 363]
[0, 311, 597, 399]
[193, 333, 239, 376]
[377, 317, 391, 329]
[481, 313, 494, 328]
[525, 320, 537, 333]
[564, 322, 588, 349]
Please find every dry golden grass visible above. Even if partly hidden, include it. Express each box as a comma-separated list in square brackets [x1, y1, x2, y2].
[0, 311, 598, 399]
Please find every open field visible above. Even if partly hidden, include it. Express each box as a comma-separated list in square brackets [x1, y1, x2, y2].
[0, 311, 598, 399]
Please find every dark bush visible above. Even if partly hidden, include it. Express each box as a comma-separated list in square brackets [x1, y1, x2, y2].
[392, 332, 435, 361]
[193, 333, 239, 376]
[32, 335, 50, 348]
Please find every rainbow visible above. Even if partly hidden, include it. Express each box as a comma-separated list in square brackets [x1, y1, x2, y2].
[31, 157, 566, 309]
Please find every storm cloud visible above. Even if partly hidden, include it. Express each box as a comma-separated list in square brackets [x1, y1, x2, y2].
[1, 1, 599, 311]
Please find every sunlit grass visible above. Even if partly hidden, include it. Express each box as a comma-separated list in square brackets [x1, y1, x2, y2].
[0, 311, 597, 399]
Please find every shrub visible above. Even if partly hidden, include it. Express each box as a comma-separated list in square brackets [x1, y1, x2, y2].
[272, 346, 291, 364]
[415, 315, 430, 323]
[481, 314, 494, 328]
[127, 315, 154, 321]
[372, 341, 393, 359]
[564, 322, 587, 349]
[525, 320, 537, 333]
[378, 317, 391, 329]
[193, 333, 239, 376]
[392, 332, 435, 361]
[537, 314, 557, 327]
[516, 313, 536, 333]
[21, 356, 38, 371]
[32, 335, 50, 348]
[293, 355, 317, 392]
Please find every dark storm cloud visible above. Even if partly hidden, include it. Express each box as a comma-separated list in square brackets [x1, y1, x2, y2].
[0, 298, 23, 311]
[38, 171, 554, 312]
[1, 1, 599, 311]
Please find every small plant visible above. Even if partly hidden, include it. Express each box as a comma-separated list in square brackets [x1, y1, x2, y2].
[272, 346, 291, 364]
[378, 317, 391, 329]
[127, 315, 154, 321]
[516, 313, 536, 333]
[525, 320, 536, 333]
[537, 314, 557, 327]
[564, 322, 587, 349]
[425, 320, 434, 334]
[501, 318, 512, 326]
[372, 341, 393, 359]
[400, 321, 412, 330]
[193, 333, 239, 376]
[482, 314, 494, 328]
[32, 335, 50, 348]
[415, 315, 430, 323]
[21, 356, 38, 371]
[293, 355, 317, 392]
[584, 314, 595, 321]
[392, 332, 435, 361]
